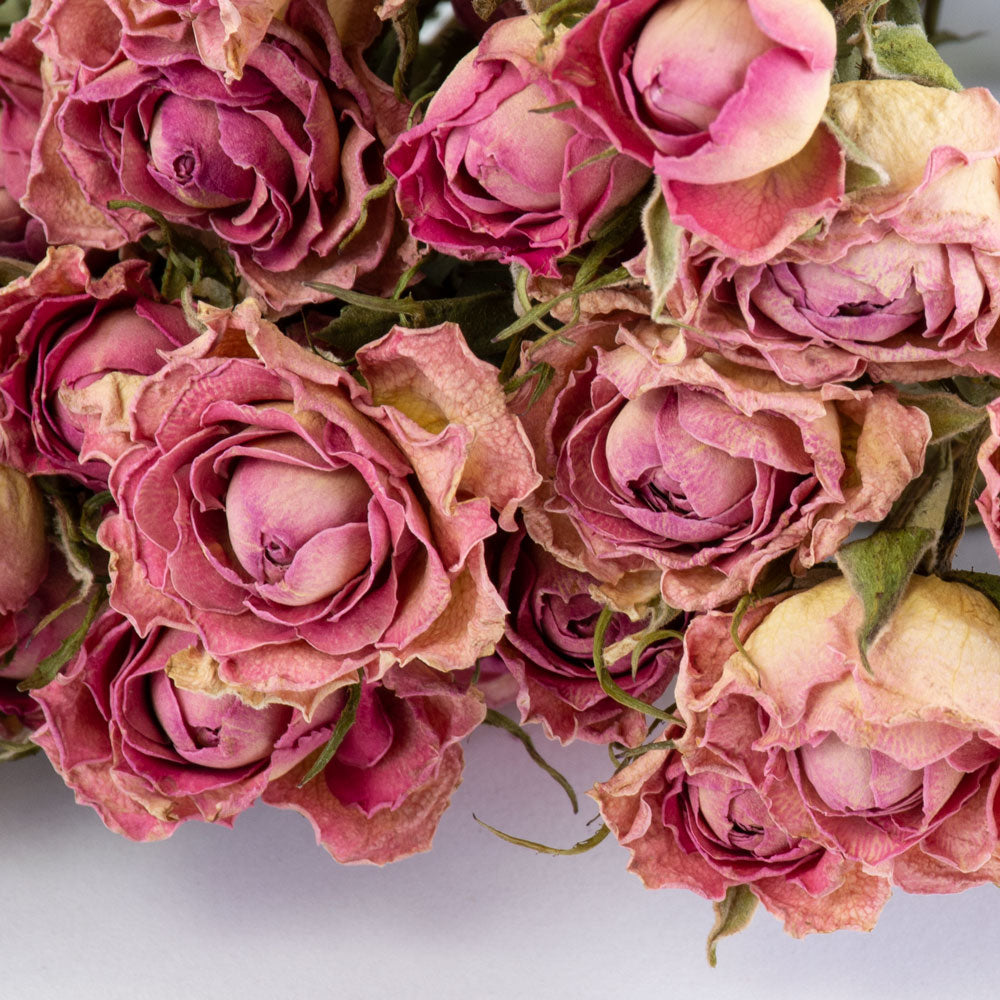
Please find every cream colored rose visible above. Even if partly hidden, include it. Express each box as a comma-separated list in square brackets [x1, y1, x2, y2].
[677, 575, 1000, 893]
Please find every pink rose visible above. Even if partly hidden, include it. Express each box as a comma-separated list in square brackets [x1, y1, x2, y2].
[524, 324, 929, 610]
[0, 14, 43, 208]
[262, 662, 486, 865]
[491, 528, 679, 746]
[553, 0, 843, 259]
[32, 612, 296, 839]
[385, 15, 650, 277]
[593, 743, 891, 937]
[21, 0, 415, 311]
[668, 82, 1000, 386]
[31, 607, 486, 861]
[108, 0, 286, 82]
[0, 246, 197, 487]
[93, 304, 538, 713]
[676, 576, 1000, 895]
[0, 12, 46, 259]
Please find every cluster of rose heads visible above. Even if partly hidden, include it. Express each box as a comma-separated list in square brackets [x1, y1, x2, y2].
[2, 0, 1000, 945]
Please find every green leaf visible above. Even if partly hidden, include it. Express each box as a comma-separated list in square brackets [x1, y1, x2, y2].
[883, 0, 922, 24]
[950, 376, 1000, 407]
[834, 527, 934, 673]
[297, 678, 362, 787]
[641, 188, 681, 321]
[706, 885, 758, 968]
[899, 391, 986, 444]
[483, 709, 578, 813]
[0, 738, 39, 762]
[822, 113, 890, 193]
[79, 491, 113, 546]
[473, 815, 610, 855]
[17, 585, 105, 691]
[0, 256, 34, 286]
[870, 21, 962, 89]
[574, 183, 648, 290]
[0, 0, 28, 36]
[935, 419, 993, 573]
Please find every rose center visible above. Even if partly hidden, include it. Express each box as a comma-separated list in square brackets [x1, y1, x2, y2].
[799, 733, 923, 813]
[604, 388, 756, 522]
[148, 671, 290, 769]
[632, 0, 772, 133]
[457, 83, 573, 212]
[148, 94, 255, 210]
[172, 152, 196, 182]
[224, 447, 374, 605]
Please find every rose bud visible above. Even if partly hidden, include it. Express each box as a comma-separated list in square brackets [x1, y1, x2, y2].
[521, 322, 929, 610]
[0, 463, 46, 614]
[593, 742, 891, 937]
[1, 539, 94, 750]
[32, 608, 484, 862]
[0, 247, 197, 487]
[553, 0, 843, 259]
[20, 0, 416, 312]
[386, 15, 650, 277]
[492, 528, 679, 746]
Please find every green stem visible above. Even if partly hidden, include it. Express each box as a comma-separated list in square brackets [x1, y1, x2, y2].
[593, 609, 683, 725]
[297, 679, 362, 787]
[474, 816, 610, 855]
[483, 709, 578, 813]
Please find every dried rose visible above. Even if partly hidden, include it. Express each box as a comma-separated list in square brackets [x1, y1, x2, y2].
[553, 0, 843, 259]
[89, 303, 538, 713]
[386, 15, 649, 277]
[667, 82, 1000, 386]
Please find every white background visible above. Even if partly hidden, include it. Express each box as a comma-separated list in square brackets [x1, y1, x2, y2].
[4, 1, 1000, 997]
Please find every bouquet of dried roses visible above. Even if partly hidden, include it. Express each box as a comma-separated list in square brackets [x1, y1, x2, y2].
[2, 0, 1000, 959]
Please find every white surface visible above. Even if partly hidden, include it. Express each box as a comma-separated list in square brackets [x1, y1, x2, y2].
[6, 2, 1000, 997]
[3, 533, 1000, 1000]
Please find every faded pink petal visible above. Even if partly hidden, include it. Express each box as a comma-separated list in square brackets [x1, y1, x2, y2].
[262, 664, 485, 864]
[554, 0, 839, 256]
[386, 15, 649, 277]
[675, 575, 1000, 895]
[667, 82, 1000, 385]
